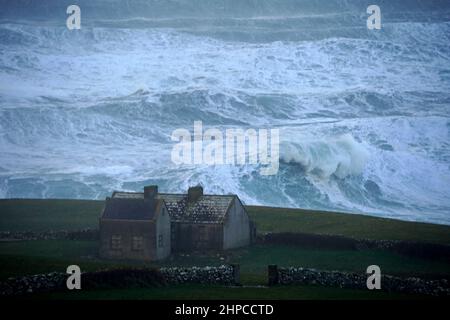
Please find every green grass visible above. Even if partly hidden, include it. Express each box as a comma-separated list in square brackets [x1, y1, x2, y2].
[1, 199, 449, 245]
[32, 284, 423, 300]
[0, 240, 98, 259]
[0, 240, 117, 280]
[0, 255, 116, 280]
[1, 199, 449, 300]
[0, 199, 103, 232]
[1, 241, 448, 283]
[246, 206, 450, 244]
[234, 245, 450, 281]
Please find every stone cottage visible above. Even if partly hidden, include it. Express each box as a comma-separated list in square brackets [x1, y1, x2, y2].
[99, 186, 171, 261]
[99, 185, 255, 261]
[161, 186, 254, 252]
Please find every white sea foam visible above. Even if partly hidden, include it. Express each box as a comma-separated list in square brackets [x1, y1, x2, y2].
[0, 8, 450, 223]
[280, 134, 369, 179]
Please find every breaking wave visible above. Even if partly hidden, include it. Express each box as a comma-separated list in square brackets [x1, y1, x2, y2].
[1, 0, 450, 224]
[281, 134, 369, 179]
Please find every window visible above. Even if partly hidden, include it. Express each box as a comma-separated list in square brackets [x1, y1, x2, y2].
[132, 236, 144, 251]
[158, 234, 164, 248]
[111, 235, 122, 250]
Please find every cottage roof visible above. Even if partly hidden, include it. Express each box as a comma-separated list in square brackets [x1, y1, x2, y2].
[102, 197, 159, 220]
[111, 191, 235, 223]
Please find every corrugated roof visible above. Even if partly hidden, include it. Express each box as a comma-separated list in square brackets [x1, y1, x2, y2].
[102, 197, 158, 220]
[112, 192, 234, 223]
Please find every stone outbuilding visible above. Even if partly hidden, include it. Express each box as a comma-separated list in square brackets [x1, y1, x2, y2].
[100, 185, 255, 261]
[99, 186, 171, 261]
[161, 186, 254, 252]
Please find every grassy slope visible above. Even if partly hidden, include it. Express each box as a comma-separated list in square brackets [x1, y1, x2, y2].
[0, 199, 103, 232]
[1, 199, 449, 244]
[1, 241, 449, 281]
[1, 240, 442, 299]
[246, 206, 450, 244]
[1, 199, 449, 299]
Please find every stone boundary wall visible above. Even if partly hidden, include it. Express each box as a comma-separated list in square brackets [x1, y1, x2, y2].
[0, 229, 99, 241]
[3, 229, 449, 262]
[260, 232, 450, 261]
[0, 272, 67, 296]
[268, 265, 450, 296]
[0, 265, 240, 296]
[160, 265, 240, 285]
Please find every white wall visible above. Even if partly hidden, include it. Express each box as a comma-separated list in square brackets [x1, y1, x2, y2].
[223, 197, 250, 250]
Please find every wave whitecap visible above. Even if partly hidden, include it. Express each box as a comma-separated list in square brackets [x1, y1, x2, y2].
[281, 134, 369, 179]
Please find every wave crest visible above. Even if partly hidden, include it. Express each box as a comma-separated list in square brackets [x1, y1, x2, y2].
[280, 134, 369, 179]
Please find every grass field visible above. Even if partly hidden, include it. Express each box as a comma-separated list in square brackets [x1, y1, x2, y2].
[33, 284, 424, 300]
[1, 199, 449, 244]
[1, 241, 449, 282]
[0, 199, 103, 232]
[246, 206, 450, 244]
[0, 199, 449, 299]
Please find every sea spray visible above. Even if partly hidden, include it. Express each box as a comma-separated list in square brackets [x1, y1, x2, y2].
[0, 1, 449, 224]
[280, 134, 369, 179]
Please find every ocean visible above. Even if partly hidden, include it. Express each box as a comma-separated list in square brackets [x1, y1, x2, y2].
[0, 0, 449, 224]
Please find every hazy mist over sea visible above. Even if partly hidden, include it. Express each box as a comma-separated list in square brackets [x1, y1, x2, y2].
[1, 0, 450, 224]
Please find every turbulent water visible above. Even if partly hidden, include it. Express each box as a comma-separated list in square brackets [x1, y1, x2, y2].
[1, 0, 450, 224]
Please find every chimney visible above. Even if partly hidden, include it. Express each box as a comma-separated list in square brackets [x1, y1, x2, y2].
[144, 185, 158, 200]
[188, 186, 203, 202]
